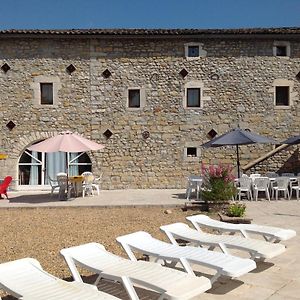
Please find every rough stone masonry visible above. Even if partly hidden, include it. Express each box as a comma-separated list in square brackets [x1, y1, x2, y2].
[0, 28, 299, 189]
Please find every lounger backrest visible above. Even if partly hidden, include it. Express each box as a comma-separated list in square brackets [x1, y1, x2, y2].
[187, 214, 242, 230]
[0, 258, 55, 298]
[0, 257, 121, 300]
[61, 242, 123, 268]
[117, 231, 175, 258]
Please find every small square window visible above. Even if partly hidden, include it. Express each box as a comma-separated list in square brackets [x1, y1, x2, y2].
[275, 86, 289, 106]
[188, 46, 199, 57]
[40, 83, 53, 105]
[187, 147, 197, 157]
[128, 89, 140, 108]
[187, 88, 200, 107]
[276, 46, 287, 57]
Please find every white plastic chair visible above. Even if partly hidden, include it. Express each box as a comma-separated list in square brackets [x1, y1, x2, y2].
[236, 176, 253, 201]
[253, 177, 270, 201]
[56, 173, 68, 200]
[265, 172, 279, 178]
[0, 257, 120, 300]
[185, 176, 202, 200]
[271, 177, 290, 200]
[61, 242, 211, 300]
[160, 223, 285, 260]
[187, 214, 296, 243]
[82, 172, 101, 196]
[290, 177, 300, 200]
[280, 172, 295, 177]
[117, 231, 256, 284]
[249, 173, 261, 180]
[47, 176, 60, 195]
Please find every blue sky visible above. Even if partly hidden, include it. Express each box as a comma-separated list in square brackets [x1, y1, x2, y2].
[0, 0, 299, 29]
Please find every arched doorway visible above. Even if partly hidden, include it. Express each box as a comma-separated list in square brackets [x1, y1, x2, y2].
[18, 150, 92, 187]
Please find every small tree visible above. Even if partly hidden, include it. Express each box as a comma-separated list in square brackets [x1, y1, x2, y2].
[201, 163, 237, 202]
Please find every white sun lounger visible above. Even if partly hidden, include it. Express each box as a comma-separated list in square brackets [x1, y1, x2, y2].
[187, 214, 296, 243]
[160, 223, 286, 260]
[117, 231, 256, 284]
[0, 257, 120, 300]
[61, 242, 211, 300]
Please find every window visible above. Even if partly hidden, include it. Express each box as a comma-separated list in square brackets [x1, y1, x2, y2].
[273, 41, 290, 57]
[188, 46, 199, 57]
[184, 43, 207, 59]
[275, 86, 289, 106]
[18, 149, 92, 186]
[32, 76, 61, 107]
[184, 145, 201, 161]
[276, 46, 287, 57]
[187, 88, 200, 107]
[40, 83, 53, 105]
[183, 80, 210, 109]
[187, 147, 197, 157]
[128, 89, 140, 108]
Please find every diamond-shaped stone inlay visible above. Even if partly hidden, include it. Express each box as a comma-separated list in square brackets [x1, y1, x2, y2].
[103, 129, 113, 139]
[207, 129, 217, 139]
[6, 121, 16, 130]
[1, 63, 10, 73]
[102, 69, 112, 78]
[66, 64, 76, 74]
[179, 68, 188, 78]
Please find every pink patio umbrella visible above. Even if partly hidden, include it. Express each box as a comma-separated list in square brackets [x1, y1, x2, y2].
[28, 131, 105, 153]
[28, 131, 105, 198]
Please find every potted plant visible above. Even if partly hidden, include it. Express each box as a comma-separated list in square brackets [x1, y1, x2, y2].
[218, 202, 252, 224]
[201, 162, 237, 211]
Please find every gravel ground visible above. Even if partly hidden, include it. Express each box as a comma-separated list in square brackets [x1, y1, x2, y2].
[0, 206, 208, 299]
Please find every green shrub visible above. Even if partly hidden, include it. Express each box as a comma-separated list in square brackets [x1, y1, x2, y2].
[227, 202, 246, 217]
[201, 163, 237, 202]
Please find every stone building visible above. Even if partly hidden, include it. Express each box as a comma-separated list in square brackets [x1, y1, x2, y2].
[0, 28, 299, 190]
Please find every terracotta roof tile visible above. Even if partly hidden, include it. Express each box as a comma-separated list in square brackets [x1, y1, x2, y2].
[0, 27, 299, 37]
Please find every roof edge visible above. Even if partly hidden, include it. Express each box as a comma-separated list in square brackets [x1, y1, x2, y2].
[0, 27, 300, 39]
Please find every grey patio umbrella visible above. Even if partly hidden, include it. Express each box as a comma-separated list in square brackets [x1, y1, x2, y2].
[202, 128, 276, 178]
[281, 135, 300, 145]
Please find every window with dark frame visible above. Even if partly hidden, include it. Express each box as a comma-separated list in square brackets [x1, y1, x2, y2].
[128, 89, 140, 108]
[276, 46, 287, 57]
[40, 83, 53, 105]
[187, 147, 197, 157]
[188, 46, 200, 57]
[187, 88, 201, 107]
[275, 86, 289, 106]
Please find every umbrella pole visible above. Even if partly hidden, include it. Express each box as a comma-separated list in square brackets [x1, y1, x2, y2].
[66, 156, 69, 200]
[236, 145, 241, 178]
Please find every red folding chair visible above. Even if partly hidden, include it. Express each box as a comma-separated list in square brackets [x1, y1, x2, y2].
[0, 176, 12, 199]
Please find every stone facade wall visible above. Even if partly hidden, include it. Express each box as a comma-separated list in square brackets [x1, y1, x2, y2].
[0, 35, 300, 189]
[247, 145, 300, 175]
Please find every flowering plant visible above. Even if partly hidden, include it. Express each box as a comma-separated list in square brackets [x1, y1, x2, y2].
[227, 202, 246, 217]
[201, 162, 237, 202]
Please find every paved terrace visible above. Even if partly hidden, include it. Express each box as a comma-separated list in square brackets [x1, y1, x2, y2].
[1, 189, 300, 299]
